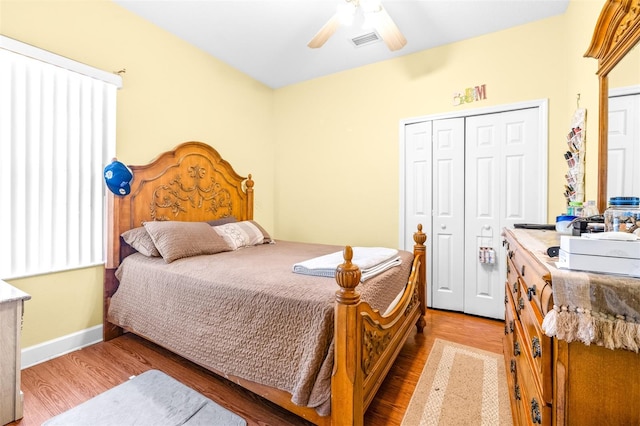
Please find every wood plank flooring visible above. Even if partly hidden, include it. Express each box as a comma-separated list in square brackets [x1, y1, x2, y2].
[10, 309, 503, 426]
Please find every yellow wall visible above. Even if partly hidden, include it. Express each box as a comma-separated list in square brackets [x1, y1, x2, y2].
[1, 0, 607, 349]
[1, 0, 275, 347]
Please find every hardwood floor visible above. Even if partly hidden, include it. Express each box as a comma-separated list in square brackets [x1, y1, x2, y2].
[10, 309, 503, 426]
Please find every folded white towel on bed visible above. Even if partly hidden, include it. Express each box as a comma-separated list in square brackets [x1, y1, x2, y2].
[292, 247, 401, 282]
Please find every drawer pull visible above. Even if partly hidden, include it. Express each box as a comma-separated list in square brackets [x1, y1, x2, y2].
[504, 324, 509, 335]
[531, 398, 542, 424]
[509, 250, 514, 259]
[514, 341, 521, 356]
[521, 264, 526, 276]
[510, 359, 516, 373]
[532, 336, 542, 358]
[505, 295, 508, 304]
[509, 320, 514, 333]
[513, 282, 518, 294]
[515, 384, 521, 401]
[527, 285, 537, 301]
[518, 298, 525, 310]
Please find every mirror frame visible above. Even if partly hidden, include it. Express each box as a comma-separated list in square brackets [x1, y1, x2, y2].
[584, 0, 640, 213]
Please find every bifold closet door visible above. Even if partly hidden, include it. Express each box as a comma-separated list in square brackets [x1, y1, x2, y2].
[403, 121, 432, 303]
[430, 118, 465, 311]
[464, 108, 542, 319]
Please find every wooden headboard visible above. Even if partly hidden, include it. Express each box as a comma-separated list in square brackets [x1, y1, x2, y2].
[104, 141, 254, 339]
[106, 141, 254, 268]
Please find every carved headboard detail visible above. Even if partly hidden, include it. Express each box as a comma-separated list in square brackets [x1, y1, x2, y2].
[147, 163, 236, 222]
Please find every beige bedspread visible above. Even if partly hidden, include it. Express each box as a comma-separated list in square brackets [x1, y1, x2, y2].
[108, 240, 413, 415]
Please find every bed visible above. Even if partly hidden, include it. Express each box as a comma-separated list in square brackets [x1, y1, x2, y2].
[103, 141, 426, 425]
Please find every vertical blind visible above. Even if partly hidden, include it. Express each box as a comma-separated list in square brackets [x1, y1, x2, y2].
[0, 39, 121, 279]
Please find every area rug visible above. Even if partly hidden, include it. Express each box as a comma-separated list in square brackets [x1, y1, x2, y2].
[401, 339, 512, 426]
[42, 369, 246, 426]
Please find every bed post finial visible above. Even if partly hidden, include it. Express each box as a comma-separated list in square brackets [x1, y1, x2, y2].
[335, 246, 361, 305]
[413, 224, 427, 332]
[245, 174, 254, 220]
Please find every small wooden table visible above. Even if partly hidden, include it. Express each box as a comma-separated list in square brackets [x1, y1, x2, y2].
[0, 279, 31, 425]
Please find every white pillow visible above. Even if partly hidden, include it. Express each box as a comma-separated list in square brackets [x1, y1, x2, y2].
[213, 221, 265, 250]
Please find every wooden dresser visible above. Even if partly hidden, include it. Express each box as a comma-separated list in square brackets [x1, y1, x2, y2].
[0, 280, 30, 426]
[503, 228, 640, 425]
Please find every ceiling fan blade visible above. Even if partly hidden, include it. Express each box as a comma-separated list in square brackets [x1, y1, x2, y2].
[373, 5, 407, 51]
[308, 13, 341, 48]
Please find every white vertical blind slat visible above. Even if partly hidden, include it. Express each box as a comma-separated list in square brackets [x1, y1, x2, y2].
[12, 57, 27, 276]
[0, 51, 14, 275]
[0, 46, 118, 280]
[26, 61, 42, 274]
[67, 75, 81, 267]
[40, 69, 55, 272]
[52, 70, 68, 272]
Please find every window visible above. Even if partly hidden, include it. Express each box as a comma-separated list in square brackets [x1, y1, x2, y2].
[0, 36, 122, 279]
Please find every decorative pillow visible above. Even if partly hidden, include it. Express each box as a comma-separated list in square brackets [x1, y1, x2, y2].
[206, 216, 237, 227]
[248, 220, 272, 244]
[212, 220, 271, 250]
[121, 227, 160, 257]
[143, 221, 231, 263]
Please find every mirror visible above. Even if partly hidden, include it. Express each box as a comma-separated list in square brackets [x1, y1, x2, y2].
[584, 0, 640, 213]
[607, 44, 640, 200]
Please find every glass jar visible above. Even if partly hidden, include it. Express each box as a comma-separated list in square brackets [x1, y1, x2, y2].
[582, 200, 599, 218]
[604, 197, 640, 233]
[567, 201, 583, 217]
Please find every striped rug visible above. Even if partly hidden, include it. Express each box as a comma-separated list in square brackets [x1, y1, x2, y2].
[401, 339, 513, 426]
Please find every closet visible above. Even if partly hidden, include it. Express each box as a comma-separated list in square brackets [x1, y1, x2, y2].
[400, 102, 547, 319]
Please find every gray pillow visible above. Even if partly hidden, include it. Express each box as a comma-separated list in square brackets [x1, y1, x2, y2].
[121, 227, 160, 257]
[143, 221, 231, 263]
[206, 216, 237, 227]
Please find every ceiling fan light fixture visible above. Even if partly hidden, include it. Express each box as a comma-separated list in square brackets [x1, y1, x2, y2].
[360, 0, 382, 14]
[336, 2, 357, 26]
[308, 0, 406, 51]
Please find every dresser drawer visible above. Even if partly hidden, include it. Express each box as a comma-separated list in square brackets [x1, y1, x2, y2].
[504, 282, 516, 352]
[506, 235, 553, 315]
[506, 257, 521, 311]
[514, 322, 551, 426]
[518, 278, 552, 405]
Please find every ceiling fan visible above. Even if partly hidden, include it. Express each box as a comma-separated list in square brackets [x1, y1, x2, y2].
[308, 0, 407, 51]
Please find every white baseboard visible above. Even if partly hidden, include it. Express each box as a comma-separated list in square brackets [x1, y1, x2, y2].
[21, 325, 103, 369]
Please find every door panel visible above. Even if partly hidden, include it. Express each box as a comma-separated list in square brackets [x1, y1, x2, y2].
[465, 108, 542, 319]
[403, 121, 432, 305]
[431, 118, 465, 311]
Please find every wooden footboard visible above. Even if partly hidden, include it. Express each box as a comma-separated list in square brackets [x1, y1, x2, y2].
[332, 225, 426, 426]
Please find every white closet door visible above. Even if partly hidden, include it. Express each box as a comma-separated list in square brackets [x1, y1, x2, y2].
[431, 118, 465, 311]
[608, 93, 640, 197]
[464, 108, 542, 319]
[403, 121, 432, 304]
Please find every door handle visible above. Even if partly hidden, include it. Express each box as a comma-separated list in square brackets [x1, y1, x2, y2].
[440, 224, 446, 230]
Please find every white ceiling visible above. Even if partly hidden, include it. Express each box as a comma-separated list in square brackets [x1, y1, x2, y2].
[113, 0, 570, 89]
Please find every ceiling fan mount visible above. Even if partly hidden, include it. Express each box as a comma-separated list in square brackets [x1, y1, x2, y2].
[308, 0, 407, 51]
